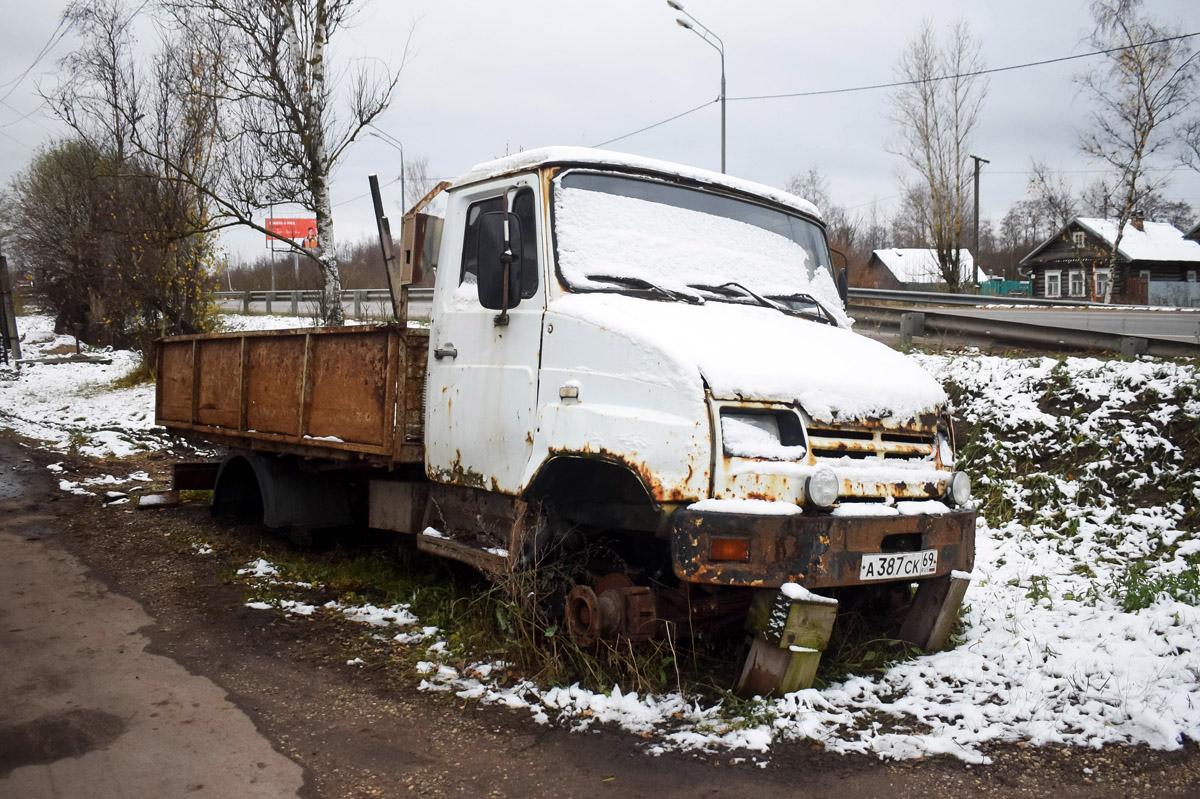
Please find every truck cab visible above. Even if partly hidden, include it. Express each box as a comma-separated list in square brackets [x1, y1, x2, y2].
[422, 147, 972, 585]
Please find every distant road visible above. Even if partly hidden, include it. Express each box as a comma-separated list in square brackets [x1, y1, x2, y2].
[937, 307, 1200, 344]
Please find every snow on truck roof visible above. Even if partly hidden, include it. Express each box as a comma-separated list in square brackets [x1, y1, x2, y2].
[452, 146, 823, 221]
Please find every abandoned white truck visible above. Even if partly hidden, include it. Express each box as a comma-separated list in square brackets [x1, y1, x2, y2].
[155, 147, 975, 695]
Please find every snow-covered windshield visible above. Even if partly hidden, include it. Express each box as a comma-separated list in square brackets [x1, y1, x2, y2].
[552, 171, 847, 325]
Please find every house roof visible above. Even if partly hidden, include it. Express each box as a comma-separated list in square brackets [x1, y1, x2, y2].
[1186, 222, 1200, 242]
[1022, 217, 1200, 265]
[870, 248, 979, 283]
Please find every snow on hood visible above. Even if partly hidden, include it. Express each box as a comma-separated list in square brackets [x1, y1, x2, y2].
[548, 294, 946, 424]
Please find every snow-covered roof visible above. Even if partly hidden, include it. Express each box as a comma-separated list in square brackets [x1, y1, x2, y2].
[452, 146, 823, 221]
[871, 248, 978, 284]
[1023, 217, 1200, 264]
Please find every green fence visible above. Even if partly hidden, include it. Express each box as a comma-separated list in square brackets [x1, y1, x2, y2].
[980, 280, 1031, 297]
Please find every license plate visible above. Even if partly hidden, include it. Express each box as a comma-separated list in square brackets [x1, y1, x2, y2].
[859, 549, 938, 581]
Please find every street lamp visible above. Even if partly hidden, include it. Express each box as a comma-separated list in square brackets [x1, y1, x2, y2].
[368, 129, 405, 215]
[667, 1, 725, 173]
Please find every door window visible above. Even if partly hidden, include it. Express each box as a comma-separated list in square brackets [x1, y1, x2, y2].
[460, 189, 539, 299]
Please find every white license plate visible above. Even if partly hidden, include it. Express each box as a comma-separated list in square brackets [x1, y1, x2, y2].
[859, 549, 938, 581]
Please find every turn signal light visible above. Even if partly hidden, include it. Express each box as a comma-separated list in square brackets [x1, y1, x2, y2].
[710, 538, 750, 562]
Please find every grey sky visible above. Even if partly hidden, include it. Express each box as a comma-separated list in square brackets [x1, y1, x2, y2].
[2, 0, 1198, 264]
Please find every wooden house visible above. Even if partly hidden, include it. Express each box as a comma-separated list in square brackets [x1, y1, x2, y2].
[1021, 216, 1200, 306]
[856, 249, 982, 290]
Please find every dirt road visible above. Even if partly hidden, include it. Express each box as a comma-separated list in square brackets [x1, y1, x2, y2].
[1, 436, 1197, 798]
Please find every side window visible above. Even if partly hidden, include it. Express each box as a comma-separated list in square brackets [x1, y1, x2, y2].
[460, 188, 539, 299]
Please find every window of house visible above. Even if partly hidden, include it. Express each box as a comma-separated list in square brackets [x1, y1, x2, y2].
[1188, 270, 1197, 283]
[1045, 270, 1062, 298]
[460, 188, 539, 298]
[1068, 270, 1085, 297]
[1095, 268, 1110, 300]
[1071, 231, 1086, 248]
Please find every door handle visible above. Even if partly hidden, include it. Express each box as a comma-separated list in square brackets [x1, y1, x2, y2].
[434, 345, 457, 360]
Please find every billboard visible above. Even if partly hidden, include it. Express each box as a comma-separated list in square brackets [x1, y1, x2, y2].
[266, 218, 318, 248]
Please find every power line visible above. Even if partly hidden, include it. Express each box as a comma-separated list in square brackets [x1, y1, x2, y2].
[578, 33, 1199, 152]
[589, 98, 717, 148]
[0, 16, 72, 106]
[728, 31, 1200, 102]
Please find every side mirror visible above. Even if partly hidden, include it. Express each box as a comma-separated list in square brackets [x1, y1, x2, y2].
[476, 211, 523, 312]
[837, 267, 849, 307]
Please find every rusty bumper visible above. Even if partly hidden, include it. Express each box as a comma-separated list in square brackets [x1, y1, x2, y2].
[671, 506, 975, 589]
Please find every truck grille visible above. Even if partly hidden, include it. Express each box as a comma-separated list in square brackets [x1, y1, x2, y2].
[805, 424, 936, 461]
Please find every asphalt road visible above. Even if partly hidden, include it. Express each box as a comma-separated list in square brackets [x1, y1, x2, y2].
[0, 458, 304, 798]
[937, 307, 1200, 344]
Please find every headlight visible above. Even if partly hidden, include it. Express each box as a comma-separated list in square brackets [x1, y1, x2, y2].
[805, 467, 839, 508]
[948, 471, 971, 506]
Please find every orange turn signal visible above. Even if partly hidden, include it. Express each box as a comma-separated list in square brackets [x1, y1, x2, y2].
[710, 537, 750, 562]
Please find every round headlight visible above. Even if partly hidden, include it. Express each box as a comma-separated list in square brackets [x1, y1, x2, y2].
[805, 467, 839, 508]
[948, 471, 971, 506]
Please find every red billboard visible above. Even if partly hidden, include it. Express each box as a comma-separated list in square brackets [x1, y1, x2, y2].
[266, 218, 318, 248]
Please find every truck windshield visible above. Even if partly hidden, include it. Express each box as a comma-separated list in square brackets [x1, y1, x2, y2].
[552, 171, 843, 319]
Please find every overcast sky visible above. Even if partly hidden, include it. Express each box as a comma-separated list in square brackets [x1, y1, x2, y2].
[2, 0, 1199, 264]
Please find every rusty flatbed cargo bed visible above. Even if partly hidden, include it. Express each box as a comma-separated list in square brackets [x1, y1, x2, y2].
[155, 324, 428, 465]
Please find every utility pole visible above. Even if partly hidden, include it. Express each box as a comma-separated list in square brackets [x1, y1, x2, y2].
[970, 154, 990, 287]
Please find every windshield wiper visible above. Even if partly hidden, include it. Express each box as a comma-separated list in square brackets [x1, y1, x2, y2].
[585, 274, 704, 304]
[689, 282, 835, 325]
[770, 292, 837, 325]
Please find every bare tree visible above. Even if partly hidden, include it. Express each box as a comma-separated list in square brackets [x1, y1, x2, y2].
[886, 18, 987, 291]
[1026, 160, 1077, 229]
[1183, 118, 1200, 175]
[31, 0, 219, 351]
[402, 156, 438, 212]
[1078, 0, 1197, 301]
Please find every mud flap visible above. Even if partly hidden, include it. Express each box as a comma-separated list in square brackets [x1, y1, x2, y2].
[898, 571, 971, 652]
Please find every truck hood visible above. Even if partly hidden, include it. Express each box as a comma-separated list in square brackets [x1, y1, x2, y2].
[547, 294, 946, 424]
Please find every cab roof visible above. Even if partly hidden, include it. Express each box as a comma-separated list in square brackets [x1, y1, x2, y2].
[451, 146, 823, 221]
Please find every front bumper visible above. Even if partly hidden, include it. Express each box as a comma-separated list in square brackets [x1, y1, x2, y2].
[670, 505, 975, 589]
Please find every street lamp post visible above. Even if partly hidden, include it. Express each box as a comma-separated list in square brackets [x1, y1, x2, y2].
[667, 1, 725, 173]
[369, 129, 406, 215]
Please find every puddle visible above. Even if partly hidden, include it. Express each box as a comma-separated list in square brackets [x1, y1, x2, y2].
[0, 709, 126, 776]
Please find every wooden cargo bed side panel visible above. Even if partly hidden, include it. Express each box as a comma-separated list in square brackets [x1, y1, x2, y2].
[196, 338, 242, 428]
[245, 335, 305, 435]
[158, 340, 195, 424]
[307, 329, 394, 446]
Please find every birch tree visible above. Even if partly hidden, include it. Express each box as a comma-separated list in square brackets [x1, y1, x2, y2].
[886, 19, 987, 291]
[158, 0, 407, 325]
[1078, 0, 1197, 302]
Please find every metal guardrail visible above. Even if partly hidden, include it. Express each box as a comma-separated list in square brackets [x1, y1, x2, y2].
[214, 288, 433, 319]
[214, 286, 1195, 356]
[849, 303, 1199, 358]
[847, 287, 1103, 308]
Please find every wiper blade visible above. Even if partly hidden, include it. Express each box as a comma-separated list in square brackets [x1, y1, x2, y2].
[771, 292, 837, 325]
[586, 274, 704, 304]
[689, 282, 836, 325]
[717, 281, 782, 311]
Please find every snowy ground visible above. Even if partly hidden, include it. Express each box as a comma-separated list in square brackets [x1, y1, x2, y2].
[3, 312, 1197, 764]
[0, 314, 325, 458]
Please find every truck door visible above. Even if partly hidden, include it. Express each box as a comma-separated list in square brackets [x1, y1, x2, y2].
[425, 176, 544, 494]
